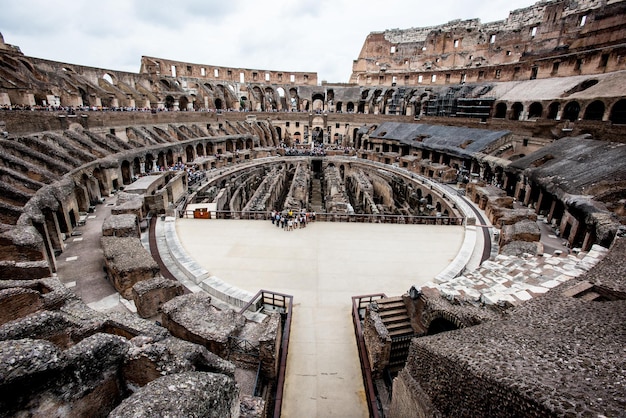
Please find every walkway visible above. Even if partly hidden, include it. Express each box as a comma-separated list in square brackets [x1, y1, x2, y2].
[175, 219, 465, 417]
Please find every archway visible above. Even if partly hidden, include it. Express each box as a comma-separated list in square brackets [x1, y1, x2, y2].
[528, 102, 543, 119]
[494, 102, 507, 118]
[427, 317, 459, 335]
[157, 151, 166, 169]
[145, 154, 155, 172]
[214, 98, 223, 110]
[312, 93, 325, 112]
[583, 100, 605, 120]
[346, 102, 355, 113]
[511, 102, 523, 120]
[185, 145, 195, 162]
[120, 160, 132, 185]
[562, 101, 581, 122]
[547, 102, 560, 120]
[179, 96, 189, 111]
[133, 157, 141, 177]
[609, 99, 626, 124]
[165, 95, 175, 110]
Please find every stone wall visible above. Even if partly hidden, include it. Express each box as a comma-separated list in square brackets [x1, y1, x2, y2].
[351, 1, 626, 85]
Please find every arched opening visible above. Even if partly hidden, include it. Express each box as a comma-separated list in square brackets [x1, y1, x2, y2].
[609, 99, 626, 124]
[78, 87, 90, 107]
[145, 154, 155, 172]
[427, 317, 459, 335]
[196, 143, 205, 157]
[562, 101, 581, 122]
[133, 158, 141, 177]
[289, 88, 299, 111]
[494, 102, 507, 118]
[92, 168, 106, 197]
[583, 100, 605, 121]
[165, 95, 175, 110]
[179, 96, 189, 111]
[214, 98, 223, 110]
[336, 102, 343, 113]
[102, 73, 114, 85]
[166, 149, 174, 167]
[312, 93, 325, 112]
[157, 151, 166, 170]
[346, 102, 355, 113]
[528, 102, 543, 119]
[265, 87, 277, 111]
[547, 102, 560, 120]
[185, 145, 195, 162]
[276, 87, 286, 110]
[121, 160, 132, 185]
[511, 102, 523, 120]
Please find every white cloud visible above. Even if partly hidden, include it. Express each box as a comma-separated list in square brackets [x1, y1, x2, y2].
[0, 0, 537, 82]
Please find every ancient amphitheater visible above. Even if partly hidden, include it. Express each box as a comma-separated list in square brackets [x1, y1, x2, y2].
[1, 0, 625, 417]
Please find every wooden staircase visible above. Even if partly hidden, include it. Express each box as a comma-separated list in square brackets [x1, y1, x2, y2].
[376, 296, 415, 373]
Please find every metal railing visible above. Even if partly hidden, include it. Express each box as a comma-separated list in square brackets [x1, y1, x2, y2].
[352, 293, 387, 418]
[228, 336, 259, 356]
[181, 209, 464, 225]
[239, 289, 294, 418]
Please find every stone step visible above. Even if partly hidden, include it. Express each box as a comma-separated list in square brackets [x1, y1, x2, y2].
[379, 308, 409, 318]
[381, 315, 411, 328]
[383, 320, 411, 331]
[388, 328, 414, 338]
[376, 297, 405, 308]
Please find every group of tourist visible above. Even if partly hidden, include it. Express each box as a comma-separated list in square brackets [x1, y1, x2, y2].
[270, 209, 315, 231]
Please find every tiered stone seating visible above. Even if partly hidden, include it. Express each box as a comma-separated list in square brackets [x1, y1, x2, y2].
[424, 245, 609, 306]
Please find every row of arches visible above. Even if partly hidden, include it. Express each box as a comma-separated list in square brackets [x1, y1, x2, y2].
[494, 99, 626, 123]
[116, 137, 255, 184]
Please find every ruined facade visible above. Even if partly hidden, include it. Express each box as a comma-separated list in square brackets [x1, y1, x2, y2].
[0, 0, 625, 416]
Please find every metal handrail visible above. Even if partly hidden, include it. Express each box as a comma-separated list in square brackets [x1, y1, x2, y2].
[181, 209, 464, 225]
[352, 293, 387, 418]
[240, 289, 293, 418]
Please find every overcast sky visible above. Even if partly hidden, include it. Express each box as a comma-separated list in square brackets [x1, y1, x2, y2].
[0, 0, 537, 83]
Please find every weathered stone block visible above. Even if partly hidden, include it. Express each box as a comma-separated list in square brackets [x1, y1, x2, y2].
[160, 293, 246, 357]
[102, 213, 140, 238]
[123, 336, 235, 388]
[500, 219, 541, 246]
[109, 371, 240, 418]
[101, 236, 160, 300]
[132, 276, 184, 318]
